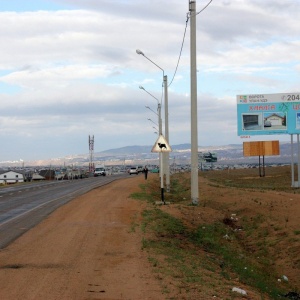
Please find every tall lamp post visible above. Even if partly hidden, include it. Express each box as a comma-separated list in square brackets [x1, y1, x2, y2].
[136, 49, 170, 192]
[140, 86, 162, 136]
[147, 117, 164, 194]
[147, 118, 158, 127]
[141, 86, 163, 180]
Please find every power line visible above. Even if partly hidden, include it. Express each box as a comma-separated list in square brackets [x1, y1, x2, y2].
[168, 13, 189, 87]
[168, 0, 213, 87]
[196, 0, 213, 15]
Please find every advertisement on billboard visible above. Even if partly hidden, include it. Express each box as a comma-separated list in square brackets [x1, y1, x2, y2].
[237, 93, 300, 136]
[243, 141, 280, 156]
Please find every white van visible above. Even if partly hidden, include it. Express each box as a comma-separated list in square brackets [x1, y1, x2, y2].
[94, 165, 106, 176]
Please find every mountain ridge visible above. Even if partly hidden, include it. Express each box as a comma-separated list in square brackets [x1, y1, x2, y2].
[0, 142, 294, 167]
[98, 143, 242, 155]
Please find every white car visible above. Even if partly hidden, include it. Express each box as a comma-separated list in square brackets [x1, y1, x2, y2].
[129, 167, 138, 175]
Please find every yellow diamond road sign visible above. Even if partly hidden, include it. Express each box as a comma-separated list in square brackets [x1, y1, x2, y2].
[151, 134, 172, 153]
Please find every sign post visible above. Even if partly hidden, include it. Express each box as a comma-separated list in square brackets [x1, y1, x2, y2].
[243, 141, 280, 177]
[152, 134, 172, 204]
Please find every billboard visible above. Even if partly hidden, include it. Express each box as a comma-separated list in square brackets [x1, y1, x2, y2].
[237, 93, 300, 136]
[243, 141, 280, 156]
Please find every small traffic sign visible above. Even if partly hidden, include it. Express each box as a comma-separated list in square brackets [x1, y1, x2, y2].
[151, 134, 172, 153]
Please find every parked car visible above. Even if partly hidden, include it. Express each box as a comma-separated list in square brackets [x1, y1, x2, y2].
[129, 167, 138, 175]
[137, 166, 144, 173]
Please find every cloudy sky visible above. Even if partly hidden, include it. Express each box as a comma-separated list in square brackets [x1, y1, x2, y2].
[0, 0, 299, 162]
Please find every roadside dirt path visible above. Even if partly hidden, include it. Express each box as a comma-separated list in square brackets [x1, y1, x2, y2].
[0, 170, 299, 300]
[0, 175, 162, 300]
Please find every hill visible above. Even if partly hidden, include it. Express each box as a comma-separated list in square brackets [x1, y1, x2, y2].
[0, 142, 295, 167]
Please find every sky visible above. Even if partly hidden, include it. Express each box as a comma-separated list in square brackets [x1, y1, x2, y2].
[0, 0, 300, 162]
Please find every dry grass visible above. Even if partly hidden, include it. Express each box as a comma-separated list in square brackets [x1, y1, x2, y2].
[200, 165, 296, 191]
[133, 166, 300, 299]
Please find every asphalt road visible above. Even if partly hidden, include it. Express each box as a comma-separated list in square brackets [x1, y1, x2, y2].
[0, 174, 127, 249]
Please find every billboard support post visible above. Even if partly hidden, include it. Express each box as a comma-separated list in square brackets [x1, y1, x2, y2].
[258, 155, 265, 177]
[243, 141, 279, 177]
[291, 135, 295, 187]
[298, 134, 300, 186]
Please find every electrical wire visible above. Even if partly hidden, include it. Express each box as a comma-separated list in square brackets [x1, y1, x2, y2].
[168, 0, 213, 87]
[196, 0, 213, 15]
[168, 13, 190, 87]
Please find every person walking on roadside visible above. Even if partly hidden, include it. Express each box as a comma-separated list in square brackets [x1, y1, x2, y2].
[143, 166, 148, 180]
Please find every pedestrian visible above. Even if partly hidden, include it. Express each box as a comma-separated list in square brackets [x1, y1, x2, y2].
[144, 166, 148, 180]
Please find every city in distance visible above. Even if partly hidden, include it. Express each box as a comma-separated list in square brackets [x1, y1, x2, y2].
[0, 142, 296, 169]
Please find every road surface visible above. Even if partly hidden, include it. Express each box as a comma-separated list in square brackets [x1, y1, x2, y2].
[0, 174, 163, 300]
[0, 174, 126, 248]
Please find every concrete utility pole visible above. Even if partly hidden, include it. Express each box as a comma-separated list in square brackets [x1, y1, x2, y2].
[163, 75, 170, 192]
[189, 0, 199, 205]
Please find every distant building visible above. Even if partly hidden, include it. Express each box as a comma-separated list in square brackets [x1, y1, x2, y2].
[39, 169, 55, 180]
[31, 174, 45, 181]
[0, 171, 24, 184]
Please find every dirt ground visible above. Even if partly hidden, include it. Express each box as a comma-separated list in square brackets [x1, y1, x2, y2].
[0, 172, 299, 299]
[0, 175, 162, 300]
[160, 172, 300, 299]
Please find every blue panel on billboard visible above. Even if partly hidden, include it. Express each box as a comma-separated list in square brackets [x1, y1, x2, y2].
[237, 93, 300, 136]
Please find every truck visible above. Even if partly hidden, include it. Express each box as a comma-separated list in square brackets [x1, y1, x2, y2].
[94, 165, 106, 176]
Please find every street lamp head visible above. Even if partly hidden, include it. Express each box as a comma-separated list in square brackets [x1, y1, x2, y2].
[139, 85, 160, 104]
[136, 49, 144, 56]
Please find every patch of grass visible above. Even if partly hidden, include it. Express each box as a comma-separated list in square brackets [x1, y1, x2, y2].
[141, 206, 286, 298]
[129, 212, 140, 233]
[142, 208, 185, 237]
[148, 256, 159, 267]
[140, 209, 208, 291]
[131, 184, 152, 201]
[168, 176, 190, 202]
[200, 165, 299, 193]
[190, 222, 284, 298]
[131, 171, 295, 298]
[129, 221, 138, 233]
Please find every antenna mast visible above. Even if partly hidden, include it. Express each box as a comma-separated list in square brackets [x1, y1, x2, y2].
[89, 135, 95, 174]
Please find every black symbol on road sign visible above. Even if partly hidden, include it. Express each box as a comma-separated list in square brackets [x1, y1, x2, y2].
[158, 143, 167, 150]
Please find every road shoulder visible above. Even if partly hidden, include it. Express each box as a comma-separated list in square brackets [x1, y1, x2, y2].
[0, 176, 163, 300]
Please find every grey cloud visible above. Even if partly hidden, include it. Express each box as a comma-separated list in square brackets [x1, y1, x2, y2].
[0, 0, 300, 160]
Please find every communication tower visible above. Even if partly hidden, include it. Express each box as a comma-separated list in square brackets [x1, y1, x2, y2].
[89, 135, 94, 173]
